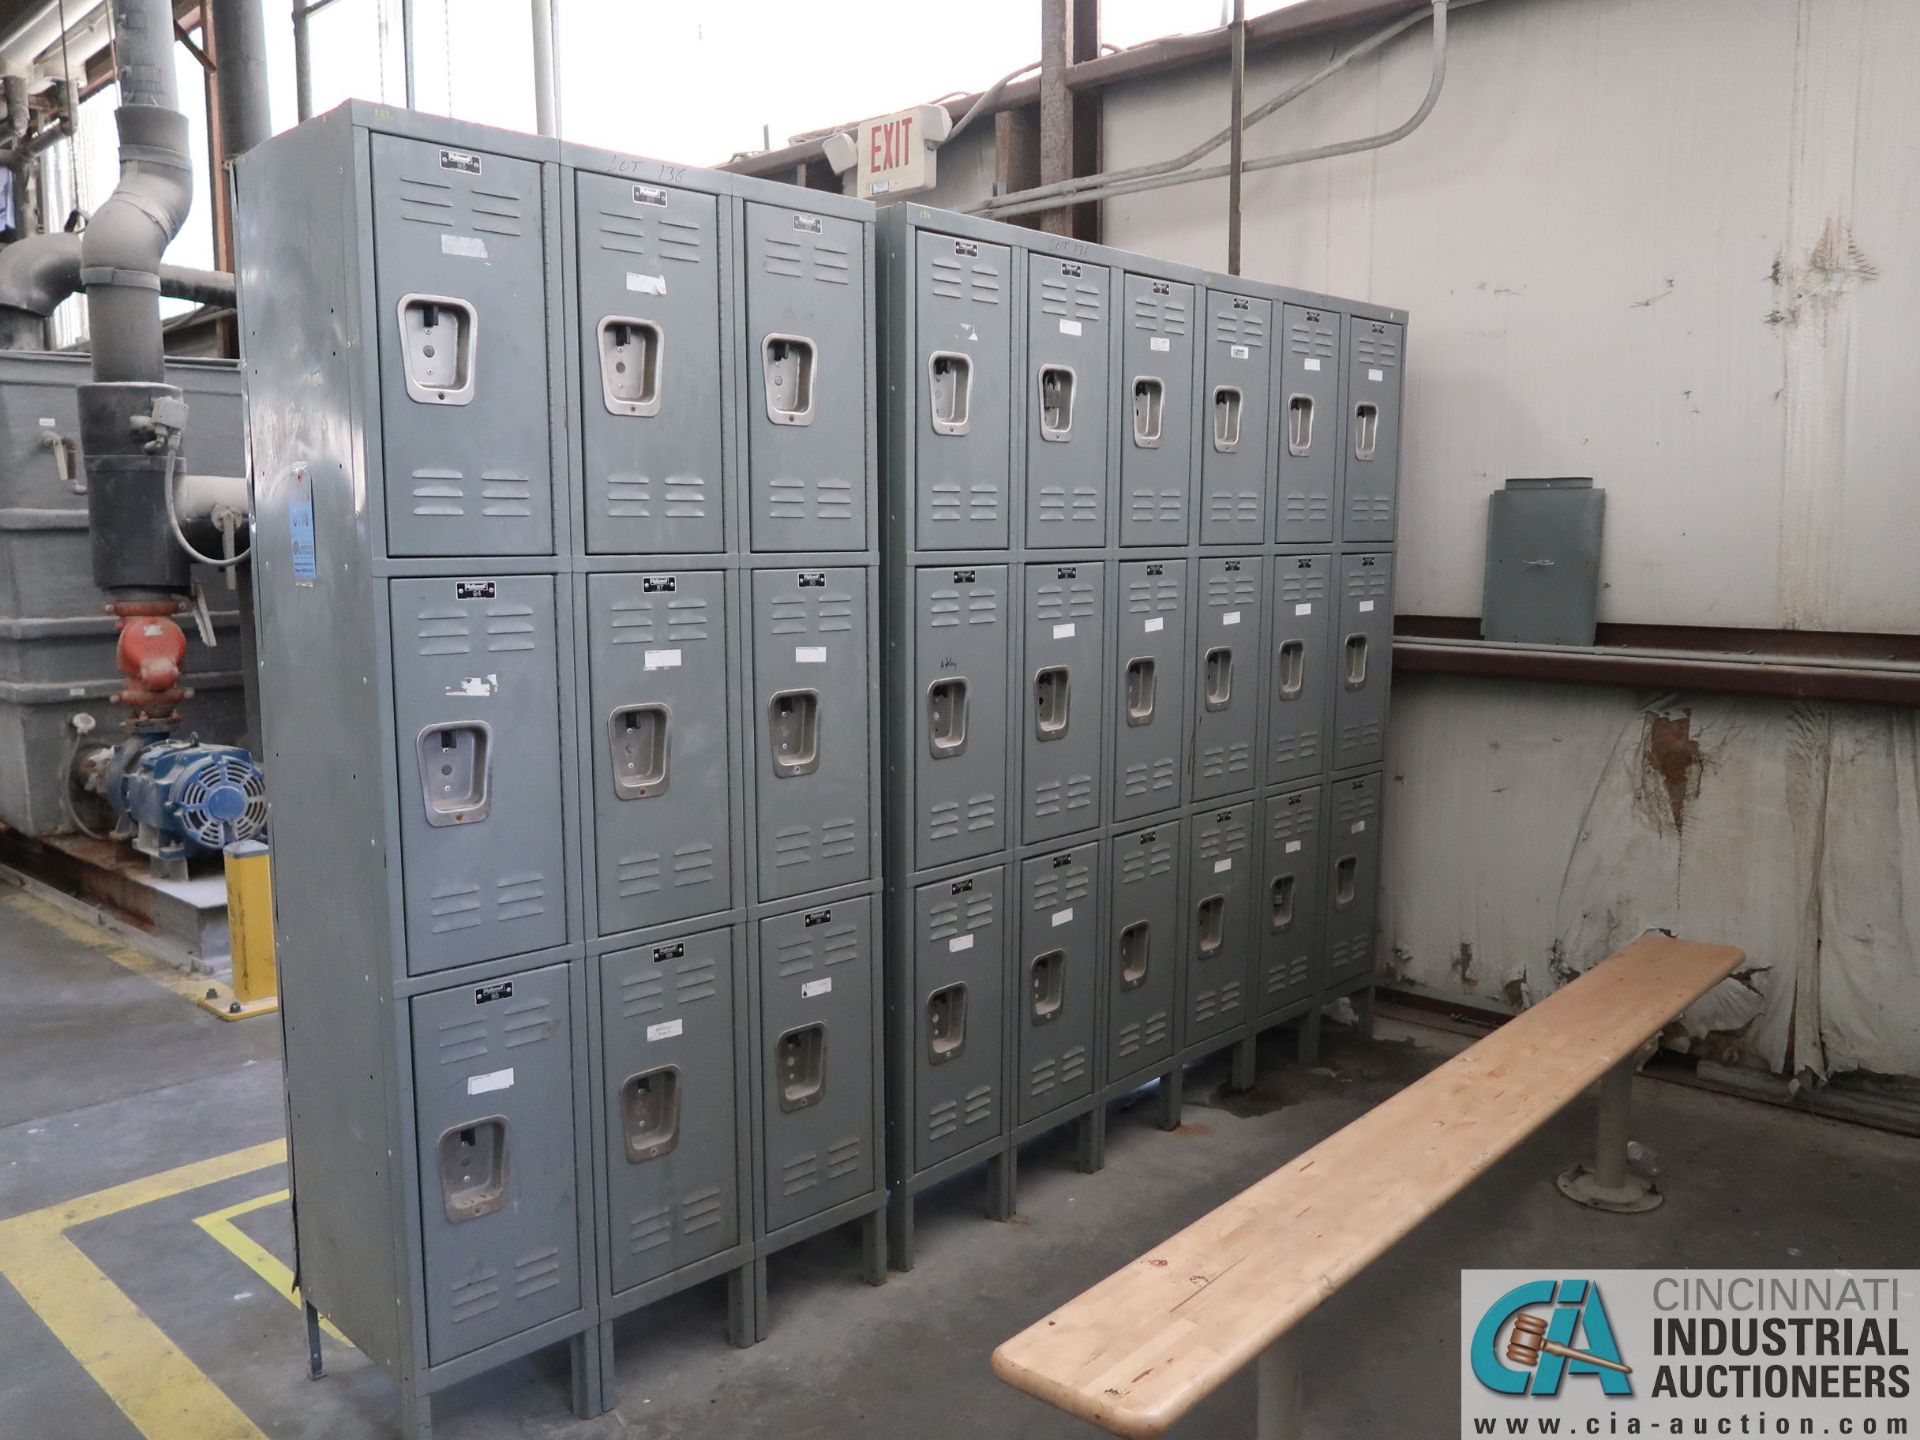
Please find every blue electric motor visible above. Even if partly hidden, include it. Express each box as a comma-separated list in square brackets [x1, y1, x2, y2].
[105, 737, 268, 874]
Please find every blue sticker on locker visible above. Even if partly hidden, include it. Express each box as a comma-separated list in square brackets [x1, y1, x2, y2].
[288, 463, 316, 585]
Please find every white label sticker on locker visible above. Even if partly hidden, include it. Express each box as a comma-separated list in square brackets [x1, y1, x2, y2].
[1144, 617, 1164, 633]
[1150, 337, 1171, 352]
[1059, 319, 1083, 337]
[1305, 357, 1322, 372]
[1352, 820, 1367, 833]
[1369, 367, 1384, 382]
[1223, 611, 1241, 626]
[644, 648, 682, 670]
[1051, 907, 1074, 927]
[441, 234, 488, 259]
[1294, 603, 1313, 616]
[1230, 344, 1250, 359]
[646, 1019, 683, 1042]
[1052, 622, 1076, 639]
[1285, 839, 1303, 854]
[626, 272, 667, 295]
[801, 977, 833, 999]
[949, 933, 975, 953]
[795, 646, 827, 664]
[466, 1067, 514, 1096]
[1214, 858, 1233, 874]
[1359, 600, 1376, 613]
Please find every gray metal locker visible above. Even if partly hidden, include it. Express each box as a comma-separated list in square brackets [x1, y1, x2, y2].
[1017, 844, 1098, 1127]
[1119, 274, 1195, 548]
[744, 201, 868, 552]
[371, 134, 553, 558]
[1025, 253, 1109, 549]
[915, 232, 1012, 551]
[758, 898, 879, 1233]
[1332, 552, 1393, 772]
[751, 567, 869, 900]
[1276, 304, 1340, 545]
[390, 575, 567, 974]
[1342, 318, 1404, 543]
[1266, 553, 1332, 787]
[1112, 559, 1187, 822]
[573, 173, 724, 556]
[1021, 561, 1104, 844]
[1324, 772, 1383, 986]
[1199, 291, 1271, 546]
[586, 571, 731, 936]
[1192, 555, 1262, 802]
[1107, 820, 1180, 1083]
[410, 963, 582, 1365]
[913, 564, 1009, 869]
[1184, 802, 1253, 1048]
[598, 927, 739, 1295]
[1257, 784, 1323, 1018]
[910, 867, 1007, 1171]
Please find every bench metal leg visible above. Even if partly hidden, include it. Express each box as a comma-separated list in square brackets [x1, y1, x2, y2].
[1256, 1330, 1304, 1440]
[1557, 1054, 1662, 1213]
[304, 1300, 324, 1379]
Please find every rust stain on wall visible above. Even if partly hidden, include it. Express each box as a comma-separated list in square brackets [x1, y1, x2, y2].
[1637, 709, 1707, 833]
[1450, 942, 1476, 990]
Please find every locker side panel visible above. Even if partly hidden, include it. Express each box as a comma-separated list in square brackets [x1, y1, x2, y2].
[1258, 784, 1324, 1017]
[1324, 772, 1384, 985]
[1025, 254, 1110, 549]
[914, 233, 1013, 550]
[1106, 820, 1180, 1083]
[1199, 291, 1271, 546]
[911, 867, 1008, 1172]
[574, 174, 724, 555]
[1017, 844, 1099, 1126]
[391, 575, 567, 974]
[371, 134, 553, 557]
[1341, 318, 1404, 543]
[1266, 554, 1332, 787]
[1332, 552, 1393, 771]
[1112, 559, 1187, 822]
[1184, 802, 1253, 1048]
[1021, 561, 1104, 844]
[914, 565, 1009, 869]
[1118, 275, 1195, 548]
[1192, 555, 1261, 802]
[1275, 304, 1339, 545]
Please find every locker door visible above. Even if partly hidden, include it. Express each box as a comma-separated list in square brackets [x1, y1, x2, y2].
[914, 565, 1009, 869]
[574, 174, 723, 555]
[1276, 304, 1339, 544]
[1119, 274, 1195, 547]
[751, 568, 869, 900]
[758, 899, 878, 1233]
[1021, 561, 1104, 844]
[1324, 772, 1384, 985]
[1017, 844, 1098, 1126]
[390, 576, 567, 974]
[912, 867, 1007, 1172]
[1107, 820, 1180, 1084]
[1112, 559, 1187, 822]
[1257, 784, 1323, 1018]
[1266, 554, 1332, 787]
[1192, 555, 1262, 802]
[1342, 318, 1404, 543]
[1185, 802, 1253, 1048]
[372, 135, 553, 558]
[1199, 290, 1271, 545]
[1332, 553, 1393, 771]
[412, 963, 581, 1364]
[915, 233, 1012, 550]
[1025, 254, 1110, 549]
[599, 928, 740, 1294]
[587, 571, 731, 935]
[744, 202, 868, 552]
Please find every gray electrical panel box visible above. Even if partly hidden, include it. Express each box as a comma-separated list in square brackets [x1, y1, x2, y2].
[236, 105, 881, 1437]
[1481, 476, 1604, 646]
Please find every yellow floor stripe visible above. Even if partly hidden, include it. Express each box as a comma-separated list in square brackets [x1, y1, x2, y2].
[193, 1190, 347, 1345]
[32, 1140, 287, 1231]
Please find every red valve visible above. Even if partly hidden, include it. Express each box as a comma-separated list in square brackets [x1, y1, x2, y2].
[113, 606, 188, 709]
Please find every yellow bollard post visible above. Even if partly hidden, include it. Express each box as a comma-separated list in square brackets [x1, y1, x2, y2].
[203, 839, 279, 1020]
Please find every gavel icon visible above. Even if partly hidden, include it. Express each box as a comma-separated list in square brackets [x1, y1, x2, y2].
[1505, 1311, 1633, 1374]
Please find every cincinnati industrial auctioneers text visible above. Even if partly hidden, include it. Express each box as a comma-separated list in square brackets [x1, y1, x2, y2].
[1650, 1275, 1909, 1402]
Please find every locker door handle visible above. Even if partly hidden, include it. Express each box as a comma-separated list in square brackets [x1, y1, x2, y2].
[927, 983, 969, 1064]
[927, 677, 969, 758]
[1353, 402, 1380, 461]
[1276, 639, 1306, 700]
[436, 1117, 508, 1223]
[597, 315, 664, 417]
[1033, 666, 1071, 740]
[1343, 633, 1369, 689]
[416, 722, 493, 827]
[396, 293, 477, 406]
[768, 689, 821, 777]
[1203, 645, 1234, 712]
[1038, 364, 1076, 441]
[1030, 950, 1065, 1023]
[1333, 854, 1359, 909]
[607, 703, 670, 799]
[1196, 895, 1226, 957]
[1212, 385, 1243, 452]
[928, 351, 973, 435]
[1287, 393, 1315, 456]
[1131, 376, 1164, 447]
[1270, 873, 1296, 932]
[1124, 657, 1157, 727]
[762, 333, 816, 426]
[776, 1023, 826, 1111]
[1118, 920, 1151, 990]
[619, 1066, 681, 1162]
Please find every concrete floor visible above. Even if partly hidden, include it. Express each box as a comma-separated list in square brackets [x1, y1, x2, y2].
[2, 887, 1916, 1440]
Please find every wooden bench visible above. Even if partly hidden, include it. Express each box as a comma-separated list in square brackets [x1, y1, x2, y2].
[991, 934, 1745, 1439]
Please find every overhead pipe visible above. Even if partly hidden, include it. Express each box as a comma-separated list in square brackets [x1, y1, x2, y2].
[0, 231, 233, 316]
[530, 0, 557, 136]
[211, 0, 271, 159]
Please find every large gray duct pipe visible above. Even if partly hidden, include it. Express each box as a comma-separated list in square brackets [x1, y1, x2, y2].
[211, 0, 270, 159]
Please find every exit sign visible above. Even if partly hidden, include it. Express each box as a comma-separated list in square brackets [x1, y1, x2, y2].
[856, 104, 948, 199]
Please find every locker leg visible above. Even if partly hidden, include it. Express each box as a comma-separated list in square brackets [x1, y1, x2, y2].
[1230, 1035, 1257, 1093]
[1295, 1008, 1322, 1067]
[303, 1300, 324, 1379]
[569, 1322, 614, 1419]
[726, 1260, 757, 1348]
[399, 1379, 433, 1440]
[860, 1207, 889, 1285]
[1158, 1068, 1185, 1131]
[1076, 1104, 1106, 1175]
[751, 1254, 771, 1344]
[987, 1147, 1016, 1222]
[887, 1187, 916, 1273]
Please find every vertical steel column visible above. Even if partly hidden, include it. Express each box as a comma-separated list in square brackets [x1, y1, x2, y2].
[1226, 0, 1245, 274]
[530, 0, 556, 136]
[292, 1, 310, 119]
[1038, 0, 1072, 237]
[1255, 1331, 1304, 1440]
